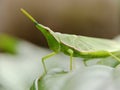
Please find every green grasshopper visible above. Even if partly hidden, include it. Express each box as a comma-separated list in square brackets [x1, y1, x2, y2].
[21, 8, 120, 73]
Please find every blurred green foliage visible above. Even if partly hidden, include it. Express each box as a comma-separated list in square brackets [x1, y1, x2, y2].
[0, 34, 18, 54]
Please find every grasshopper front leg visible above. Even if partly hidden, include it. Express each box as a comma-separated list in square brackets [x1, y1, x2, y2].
[42, 52, 57, 74]
[67, 49, 74, 71]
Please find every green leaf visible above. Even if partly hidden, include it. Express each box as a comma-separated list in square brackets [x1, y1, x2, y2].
[30, 69, 71, 90]
[30, 80, 37, 90]
[0, 34, 18, 54]
[30, 65, 116, 90]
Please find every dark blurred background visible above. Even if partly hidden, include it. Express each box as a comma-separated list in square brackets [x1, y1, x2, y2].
[0, 0, 119, 47]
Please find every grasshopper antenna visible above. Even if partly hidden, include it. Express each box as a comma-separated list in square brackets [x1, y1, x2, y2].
[20, 8, 38, 25]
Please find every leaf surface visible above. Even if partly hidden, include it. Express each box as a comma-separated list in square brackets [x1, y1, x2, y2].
[30, 65, 119, 90]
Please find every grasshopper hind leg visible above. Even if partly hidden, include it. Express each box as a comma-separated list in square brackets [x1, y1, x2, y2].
[42, 52, 57, 74]
[108, 52, 120, 62]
